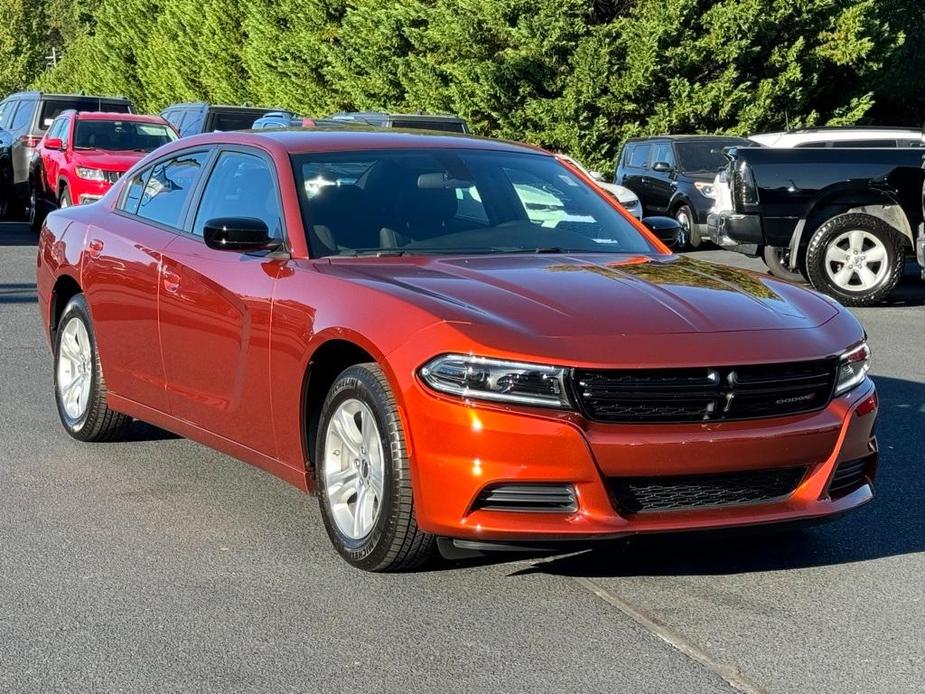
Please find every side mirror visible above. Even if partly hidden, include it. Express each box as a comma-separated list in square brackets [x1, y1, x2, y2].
[203, 217, 279, 253]
[45, 137, 63, 150]
[651, 161, 674, 173]
[642, 216, 684, 249]
[588, 170, 605, 182]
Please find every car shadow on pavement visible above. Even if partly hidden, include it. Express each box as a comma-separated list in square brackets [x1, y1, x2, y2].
[496, 374, 925, 578]
[0, 282, 37, 303]
[116, 421, 182, 443]
[0, 222, 36, 246]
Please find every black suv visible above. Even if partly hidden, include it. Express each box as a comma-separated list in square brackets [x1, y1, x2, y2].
[327, 111, 468, 133]
[160, 103, 277, 137]
[616, 135, 751, 247]
[0, 92, 133, 217]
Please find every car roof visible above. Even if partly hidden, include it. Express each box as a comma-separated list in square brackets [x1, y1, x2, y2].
[73, 111, 165, 123]
[6, 91, 130, 102]
[625, 134, 751, 143]
[750, 128, 923, 146]
[330, 111, 466, 122]
[165, 128, 548, 156]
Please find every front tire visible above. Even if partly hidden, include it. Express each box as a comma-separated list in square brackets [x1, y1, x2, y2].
[316, 363, 435, 572]
[54, 294, 132, 441]
[805, 213, 904, 307]
[674, 204, 695, 249]
[761, 245, 806, 283]
[59, 185, 72, 208]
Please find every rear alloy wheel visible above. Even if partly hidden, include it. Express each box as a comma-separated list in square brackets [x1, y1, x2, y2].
[805, 213, 904, 307]
[761, 245, 806, 283]
[54, 294, 132, 441]
[316, 363, 435, 572]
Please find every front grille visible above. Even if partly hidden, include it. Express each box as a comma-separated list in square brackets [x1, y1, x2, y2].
[574, 359, 837, 423]
[472, 484, 577, 513]
[609, 467, 807, 514]
[828, 456, 873, 498]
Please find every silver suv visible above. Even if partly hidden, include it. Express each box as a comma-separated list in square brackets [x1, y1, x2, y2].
[0, 92, 133, 215]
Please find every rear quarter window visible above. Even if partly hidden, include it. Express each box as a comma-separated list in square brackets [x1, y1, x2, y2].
[10, 101, 36, 130]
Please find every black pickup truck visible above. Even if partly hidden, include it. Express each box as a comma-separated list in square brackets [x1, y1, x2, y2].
[708, 147, 925, 306]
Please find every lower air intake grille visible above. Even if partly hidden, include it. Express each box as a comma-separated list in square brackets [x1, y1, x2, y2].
[609, 467, 807, 514]
[472, 484, 577, 513]
[828, 456, 873, 498]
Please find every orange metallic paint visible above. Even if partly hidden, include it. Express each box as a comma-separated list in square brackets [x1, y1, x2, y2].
[36, 129, 879, 545]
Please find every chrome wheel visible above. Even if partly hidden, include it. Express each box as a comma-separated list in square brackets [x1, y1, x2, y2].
[56, 316, 93, 420]
[674, 207, 692, 247]
[824, 230, 888, 292]
[323, 398, 385, 540]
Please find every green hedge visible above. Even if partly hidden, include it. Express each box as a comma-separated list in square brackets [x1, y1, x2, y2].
[1, 0, 921, 170]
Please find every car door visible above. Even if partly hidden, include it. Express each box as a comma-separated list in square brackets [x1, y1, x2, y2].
[41, 116, 68, 195]
[618, 142, 651, 210]
[158, 147, 288, 456]
[644, 140, 676, 215]
[80, 155, 208, 414]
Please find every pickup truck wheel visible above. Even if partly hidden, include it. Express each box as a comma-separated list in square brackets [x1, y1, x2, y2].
[761, 246, 806, 283]
[805, 213, 904, 307]
[316, 363, 435, 572]
[54, 294, 132, 441]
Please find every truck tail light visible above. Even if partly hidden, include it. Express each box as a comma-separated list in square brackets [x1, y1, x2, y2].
[19, 135, 41, 148]
[733, 160, 759, 209]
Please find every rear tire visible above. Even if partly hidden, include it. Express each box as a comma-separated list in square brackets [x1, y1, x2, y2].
[805, 213, 904, 307]
[762, 245, 806, 283]
[315, 363, 435, 572]
[54, 294, 132, 442]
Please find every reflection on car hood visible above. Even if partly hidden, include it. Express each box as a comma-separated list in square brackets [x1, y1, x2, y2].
[324, 254, 840, 336]
[71, 149, 148, 171]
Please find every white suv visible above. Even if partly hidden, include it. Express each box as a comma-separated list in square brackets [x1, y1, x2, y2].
[749, 127, 924, 149]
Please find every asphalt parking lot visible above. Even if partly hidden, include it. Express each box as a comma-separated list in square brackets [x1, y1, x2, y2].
[1, 221, 922, 693]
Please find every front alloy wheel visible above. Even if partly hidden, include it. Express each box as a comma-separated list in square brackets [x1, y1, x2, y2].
[316, 363, 435, 571]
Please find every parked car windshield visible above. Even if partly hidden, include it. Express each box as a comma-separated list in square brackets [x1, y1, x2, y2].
[293, 148, 658, 257]
[73, 120, 176, 152]
[675, 139, 749, 174]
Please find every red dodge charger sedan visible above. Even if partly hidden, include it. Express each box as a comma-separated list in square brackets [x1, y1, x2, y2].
[37, 129, 878, 571]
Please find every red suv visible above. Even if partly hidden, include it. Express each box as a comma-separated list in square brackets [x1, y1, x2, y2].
[28, 111, 176, 230]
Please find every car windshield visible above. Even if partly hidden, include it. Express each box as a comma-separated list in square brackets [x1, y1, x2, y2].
[675, 140, 748, 174]
[73, 120, 176, 152]
[292, 148, 658, 258]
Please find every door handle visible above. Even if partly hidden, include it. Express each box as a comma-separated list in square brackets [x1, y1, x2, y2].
[88, 239, 104, 259]
[162, 269, 181, 293]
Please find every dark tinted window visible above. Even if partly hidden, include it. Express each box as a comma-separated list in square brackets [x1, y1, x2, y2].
[193, 151, 282, 238]
[293, 149, 657, 257]
[0, 100, 14, 128]
[628, 144, 651, 168]
[675, 140, 744, 173]
[136, 151, 210, 228]
[120, 167, 151, 214]
[207, 111, 266, 132]
[38, 99, 131, 130]
[10, 101, 35, 130]
[390, 119, 466, 133]
[73, 120, 176, 152]
[830, 139, 898, 148]
[795, 141, 828, 148]
[652, 142, 675, 168]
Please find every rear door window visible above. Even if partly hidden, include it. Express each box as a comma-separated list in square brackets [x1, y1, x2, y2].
[652, 142, 675, 168]
[135, 151, 211, 228]
[628, 143, 651, 169]
[10, 101, 36, 130]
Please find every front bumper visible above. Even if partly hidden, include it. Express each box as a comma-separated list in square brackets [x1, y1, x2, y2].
[403, 378, 878, 542]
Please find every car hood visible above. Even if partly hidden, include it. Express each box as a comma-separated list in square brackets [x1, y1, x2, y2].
[322, 254, 840, 337]
[70, 149, 147, 171]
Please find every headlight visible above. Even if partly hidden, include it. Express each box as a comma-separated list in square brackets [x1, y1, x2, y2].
[693, 181, 715, 199]
[76, 167, 105, 181]
[420, 354, 571, 408]
[835, 342, 871, 395]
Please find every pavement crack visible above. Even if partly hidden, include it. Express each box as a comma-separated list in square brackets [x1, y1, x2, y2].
[571, 575, 768, 694]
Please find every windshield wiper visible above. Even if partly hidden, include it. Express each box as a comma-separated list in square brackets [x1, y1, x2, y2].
[492, 247, 569, 254]
[344, 249, 410, 257]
